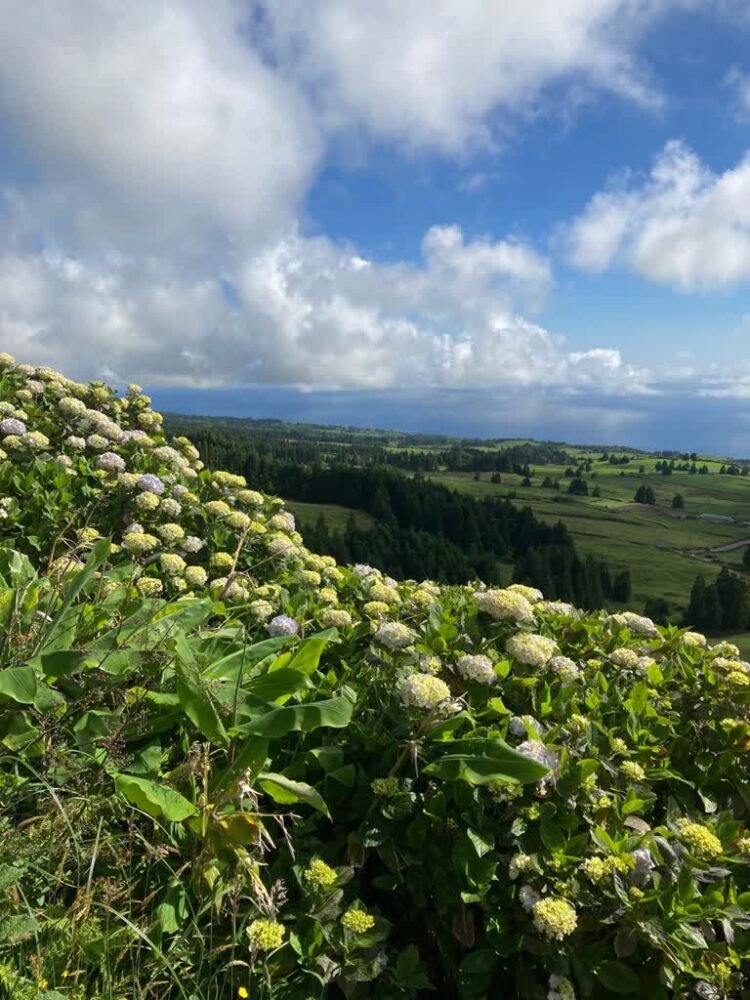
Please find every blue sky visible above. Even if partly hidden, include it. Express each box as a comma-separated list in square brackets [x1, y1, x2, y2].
[2, 1, 750, 450]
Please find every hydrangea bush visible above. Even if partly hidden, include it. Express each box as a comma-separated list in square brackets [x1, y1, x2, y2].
[0, 353, 750, 999]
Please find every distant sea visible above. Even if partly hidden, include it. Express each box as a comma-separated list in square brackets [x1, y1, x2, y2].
[148, 384, 750, 458]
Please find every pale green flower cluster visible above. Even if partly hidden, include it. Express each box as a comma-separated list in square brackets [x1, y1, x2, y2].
[473, 587, 535, 623]
[533, 897, 578, 939]
[341, 909, 375, 934]
[580, 855, 630, 883]
[506, 632, 558, 667]
[400, 673, 450, 709]
[303, 859, 338, 888]
[247, 919, 285, 951]
[677, 819, 723, 857]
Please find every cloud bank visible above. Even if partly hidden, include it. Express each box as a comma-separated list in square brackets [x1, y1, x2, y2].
[568, 141, 750, 291]
[0, 0, 744, 398]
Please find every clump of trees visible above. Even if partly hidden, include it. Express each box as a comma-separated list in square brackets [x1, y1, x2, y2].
[634, 484, 656, 505]
[684, 568, 750, 632]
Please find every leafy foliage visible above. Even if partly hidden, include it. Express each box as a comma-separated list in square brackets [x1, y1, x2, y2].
[0, 355, 750, 998]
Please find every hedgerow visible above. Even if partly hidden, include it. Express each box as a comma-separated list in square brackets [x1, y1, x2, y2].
[0, 353, 749, 999]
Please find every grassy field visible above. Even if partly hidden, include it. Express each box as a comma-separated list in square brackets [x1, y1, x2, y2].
[428, 456, 750, 623]
[285, 500, 376, 533]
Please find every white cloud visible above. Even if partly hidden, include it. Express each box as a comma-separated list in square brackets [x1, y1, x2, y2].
[567, 141, 750, 290]
[261, 0, 674, 153]
[1, 0, 738, 400]
[0, 197, 650, 394]
[725, 66, 750, 119]
[0, 0, 320, 253]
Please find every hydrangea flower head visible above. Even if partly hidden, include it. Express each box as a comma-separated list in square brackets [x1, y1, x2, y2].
[533, 897, 578, 939]
[0, 417, 26, 436]
[267, 614, 299, 637]
[97, 451, 126, 473]
[137, 473, 165, 495]
[456, 653, 496, 685]
[506, 633, 558, 667]
[473, 588, 535, 623]
[374, 621, 414, 650]
[400, 673, 450, 709]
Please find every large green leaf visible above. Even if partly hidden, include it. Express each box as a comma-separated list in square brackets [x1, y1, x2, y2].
[39, 649, 89, 680]
[284, 630, 336, 675]
[174, 662, 228, 746]
[210, 737, 269, 798]
[245, 667, 313, 703]
[114, 774, 197, 822]
[0, 666, 37, 705]
[201, 637, 291, 682]
[39, 538, 111, 651]
[258, 772, 330, 817]
[423, 738, 548, 786]
[234, 695, 354, 738]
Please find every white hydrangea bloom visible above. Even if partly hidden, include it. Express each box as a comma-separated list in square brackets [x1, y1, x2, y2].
[97, 452, 126, 473]
[374, 621, 414, 650]
[456, 653, 496, 685]
[506, 633, 558, 667]
[473, 588, 535, 623]
[548, 655, 580, 682]
[400, 673, 450, 709]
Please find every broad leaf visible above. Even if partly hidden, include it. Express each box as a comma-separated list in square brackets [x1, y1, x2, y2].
[174, 663, 228, 746]
[0, 667, 37, 705]
[259, 772, 330, 817]
[235, 695, 354, 738]
[114, 774, 197, 822]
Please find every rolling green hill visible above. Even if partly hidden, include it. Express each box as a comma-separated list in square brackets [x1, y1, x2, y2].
[167, 414, 750, 651]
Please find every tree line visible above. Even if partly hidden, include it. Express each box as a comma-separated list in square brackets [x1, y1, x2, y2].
[168, 419, 625, 603]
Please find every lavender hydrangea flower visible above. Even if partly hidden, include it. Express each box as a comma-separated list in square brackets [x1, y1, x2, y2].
[97, 451, 126, 473]
[137, 473, 165, 495]
[0, 418, 26, 436]
[266, 614, 299, 637]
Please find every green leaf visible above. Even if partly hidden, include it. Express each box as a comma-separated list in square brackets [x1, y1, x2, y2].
[540, 818, 565, 851]
[114, 774, 197, 822]
[672, 923, 708, 949]
[39, 649, 88, 680]
[597, 961, 640, 994]
[174, 663, 228, 746]
[285, 630, 336, 675]
[202, 637, 290, 682]
[0, 588, 15, 626]
[258, 772, 330, 817]
[0, 666, 37, 704]
[423, 738, 548, 786]
[210, 737, 269, 798]
[235, 695, 354, 738]
[40, 538, 110, 650]
[245, 667, 313, 703]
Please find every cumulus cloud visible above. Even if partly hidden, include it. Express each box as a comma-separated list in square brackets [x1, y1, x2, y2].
[1, 0, 732, 398]
[261, 0, 672, 152]
[0, 0, 320, 253]
[0, 197, 650, 393]
[567, 141, 750, 291]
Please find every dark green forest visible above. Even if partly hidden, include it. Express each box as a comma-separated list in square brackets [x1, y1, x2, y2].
[167, 417, 623, 607]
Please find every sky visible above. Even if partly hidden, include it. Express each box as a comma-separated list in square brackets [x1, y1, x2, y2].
[2, 1, 750, 451]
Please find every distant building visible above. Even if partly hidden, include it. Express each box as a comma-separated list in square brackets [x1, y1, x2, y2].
[699, 513, 735, 524]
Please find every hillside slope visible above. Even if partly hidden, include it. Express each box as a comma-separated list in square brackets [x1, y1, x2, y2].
[1, 353, 749, 999]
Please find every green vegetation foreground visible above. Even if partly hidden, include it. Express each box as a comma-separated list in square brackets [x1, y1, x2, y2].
[0, 354, 749, 999]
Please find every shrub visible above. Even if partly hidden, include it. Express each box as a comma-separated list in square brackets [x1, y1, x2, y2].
[0, 354, 750, 998]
